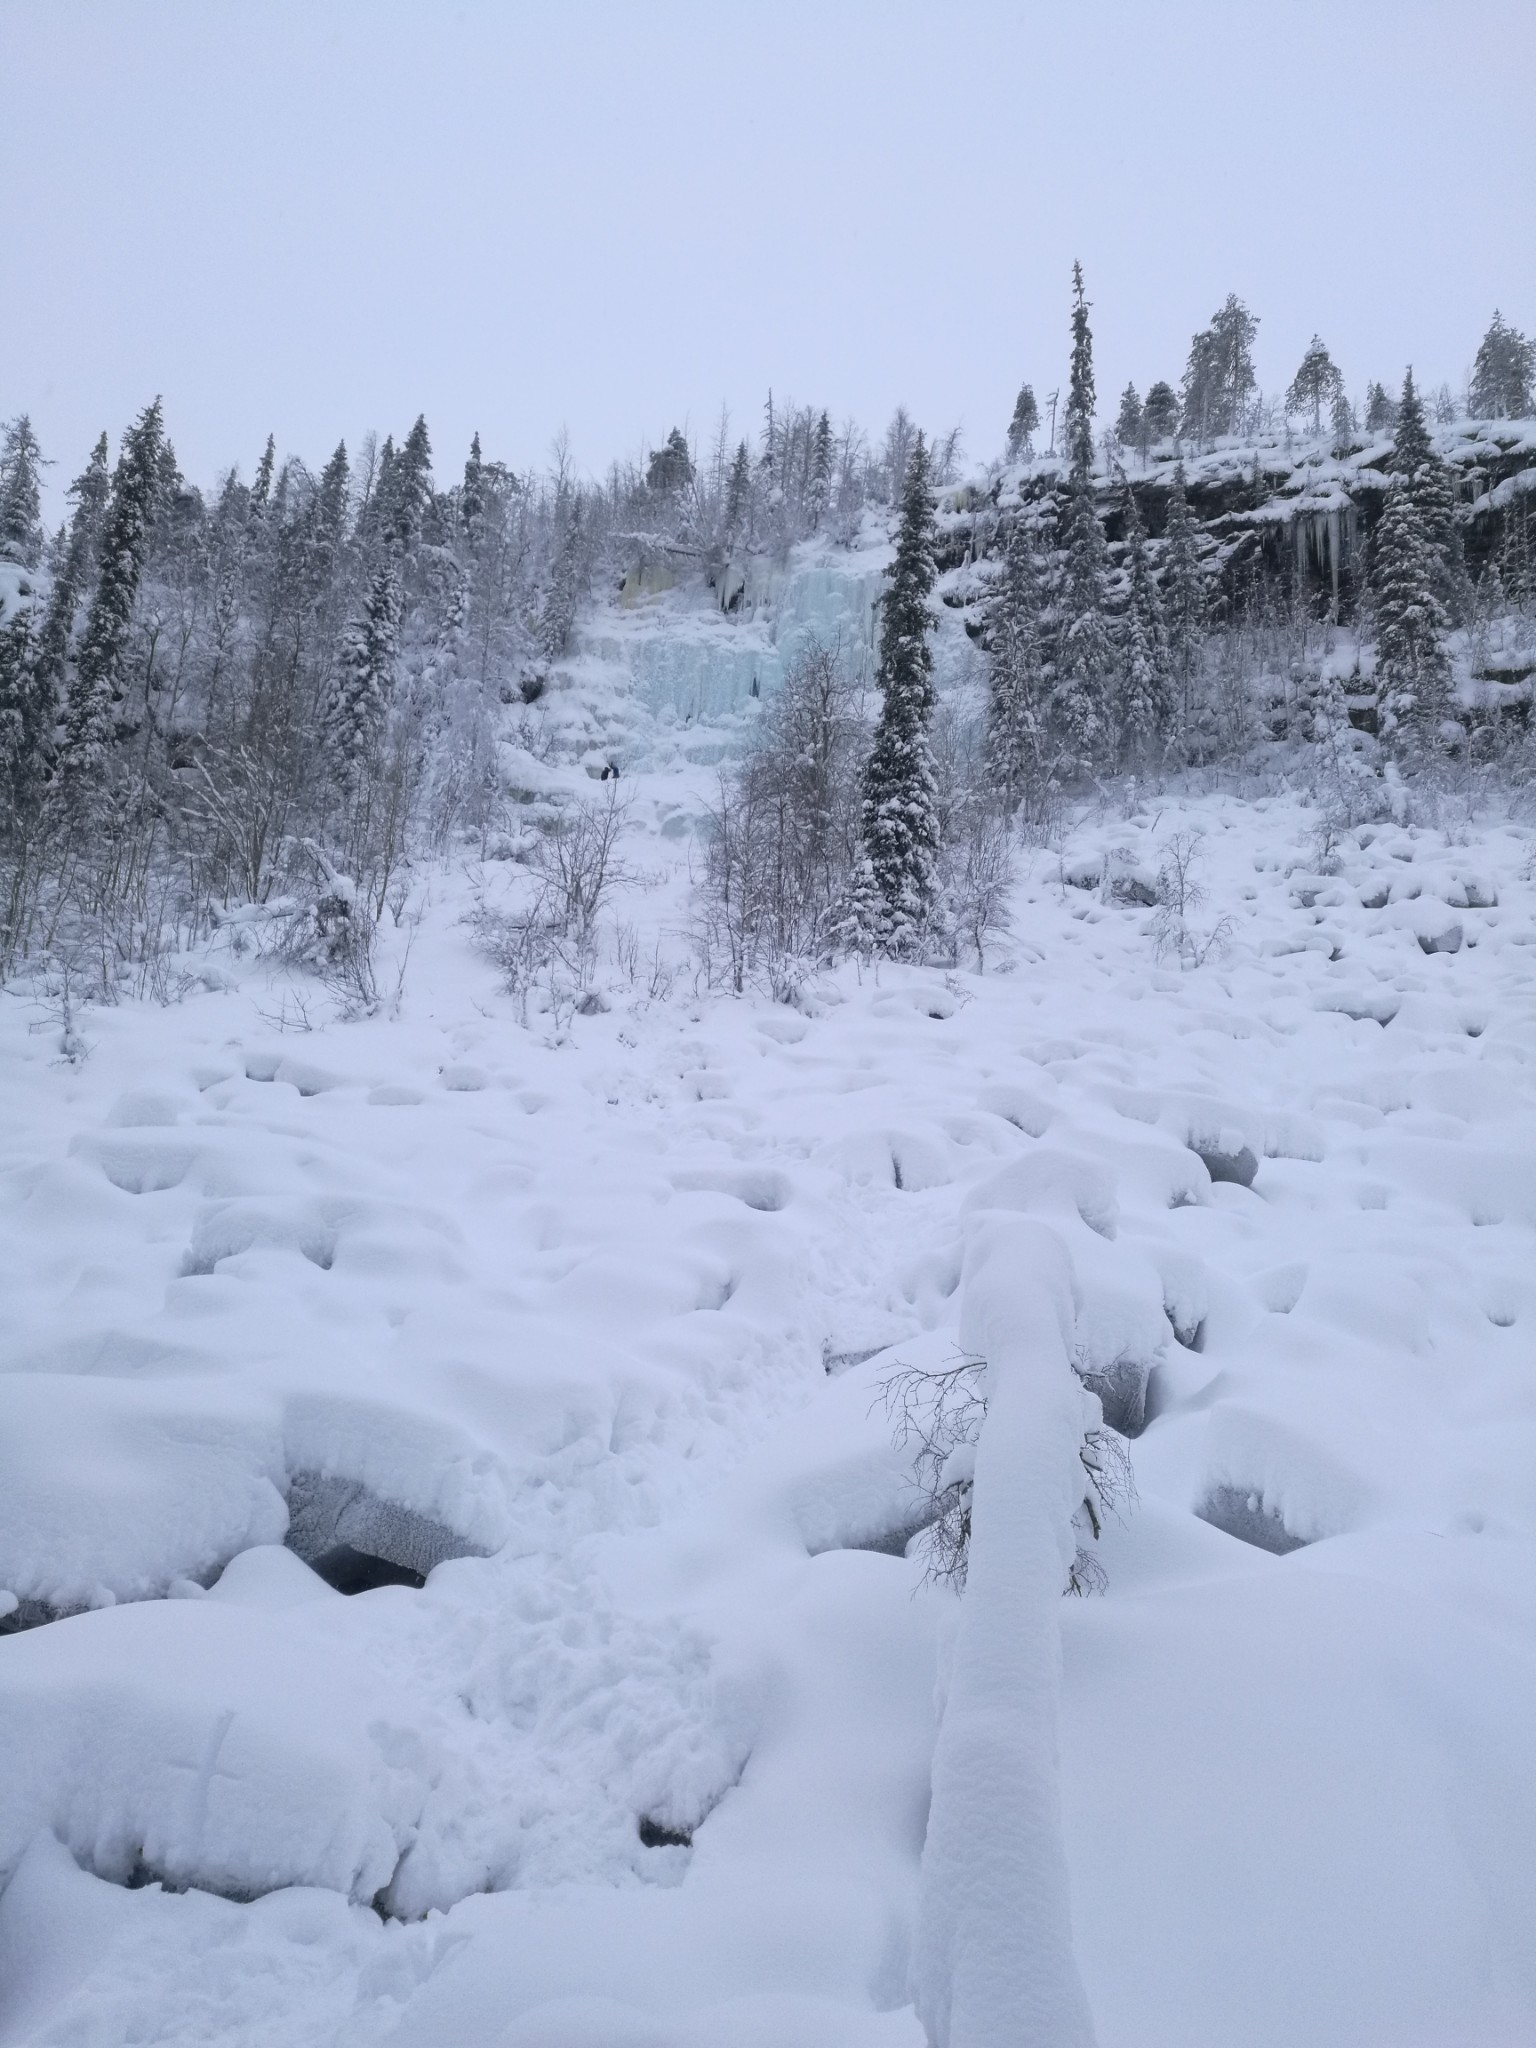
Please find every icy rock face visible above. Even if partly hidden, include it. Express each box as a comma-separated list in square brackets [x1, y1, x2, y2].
[768, 556, 886, 681]
[581, 545, 887, 725]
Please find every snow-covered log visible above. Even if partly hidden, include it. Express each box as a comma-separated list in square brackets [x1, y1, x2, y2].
[914, 1215, 1098, 2048]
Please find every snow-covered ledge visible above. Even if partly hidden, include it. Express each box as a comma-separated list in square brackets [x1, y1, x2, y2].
[914, 1215, 1098, 2048]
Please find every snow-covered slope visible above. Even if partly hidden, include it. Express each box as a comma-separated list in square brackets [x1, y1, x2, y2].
[1, 610, 1535, 2043]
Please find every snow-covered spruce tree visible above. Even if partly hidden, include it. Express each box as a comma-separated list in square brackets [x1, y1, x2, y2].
[53, 399, 166, 806]
[855, 431, 940, 956]
[1180, 294, 1258, 444]
[1055, 263, 1114, 769]
[1006, 384, 1039, 461]
[1365, 381, 1397, 433]
[325, 580, 402, 797]
[1163, 461, 1207, 739]
[248, 433, 276, 521]
[1372, 404, 1453, 747]
[0, 607, 38, 813]
[310, 441, 351, 594]
[986, 505, 1048, 813]
[646, 428, 694, 498]
[24, 434, 110, 763]
[1114, 384, 1144, 459]
[322, 415, 432, 793]
[1143, 380, 1179, 446]
[537, 497, 586, 661]
[1331, 389, 1357, 456]
[0, 416, 46, 568]
[1392, 368, 1466, 622]
[723, 440, 753, 554]
[1115, 480, 1171, 762]
[1470, 311, 1535, 420]
[460, 432, 485, 540]
[1286, 336, 1344, 435]
[806, 411, 832, 532]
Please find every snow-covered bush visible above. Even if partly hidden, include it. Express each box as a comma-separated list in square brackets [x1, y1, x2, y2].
[881, 1351, 1132, 1596]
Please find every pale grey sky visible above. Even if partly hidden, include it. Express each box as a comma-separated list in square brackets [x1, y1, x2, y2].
[4, 0, 1534, 512]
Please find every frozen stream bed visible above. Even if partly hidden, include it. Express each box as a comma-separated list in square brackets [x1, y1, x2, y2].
[0, 779, 1534, 2047]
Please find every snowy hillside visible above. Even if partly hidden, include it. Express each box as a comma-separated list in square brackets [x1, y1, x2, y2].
[2, 593, 1534, 2046]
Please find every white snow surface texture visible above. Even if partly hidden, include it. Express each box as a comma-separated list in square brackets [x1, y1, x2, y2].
[2, 631, 1536, 2039]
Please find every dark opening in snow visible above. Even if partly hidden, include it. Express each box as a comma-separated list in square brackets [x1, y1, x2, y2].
[637, 1816, 693, 1849]
[0, 1595, 72, 1636]
[1192, 1142, 1259, 1189]
[309, 1544, 426, 1595]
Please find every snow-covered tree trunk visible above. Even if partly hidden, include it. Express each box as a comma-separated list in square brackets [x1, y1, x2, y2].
[914, 1215, 1098, 2048]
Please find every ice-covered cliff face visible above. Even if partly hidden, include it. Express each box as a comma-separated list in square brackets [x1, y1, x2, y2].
[575, 538, 892, 730]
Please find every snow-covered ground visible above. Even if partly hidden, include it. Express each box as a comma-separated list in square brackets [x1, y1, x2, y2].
[3, 629, 1536, 2043]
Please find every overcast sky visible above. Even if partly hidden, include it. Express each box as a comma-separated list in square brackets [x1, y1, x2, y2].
[4, 0, 1534, 514]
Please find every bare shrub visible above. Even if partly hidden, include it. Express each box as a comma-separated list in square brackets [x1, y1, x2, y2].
[1149, 828, 1233, 969]
[695, 637, 864, 993]
[536, 784, 628, 928]
[936, 806, 1016, 969]
[470, 785, 632, 1024]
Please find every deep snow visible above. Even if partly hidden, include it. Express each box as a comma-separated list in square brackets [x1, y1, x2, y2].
[1, 571, 1535, 2045]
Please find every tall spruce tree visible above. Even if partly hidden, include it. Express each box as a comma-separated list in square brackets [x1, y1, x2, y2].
[0, 416, 46, 567]
[1143, 381, 1179, 445]
[310, 442, 351, 592]
[322, 416, 432, 791]
[1114, 385, 1144, 456]
[724, 440, 752, 552]
[1470, 312, 1535, 419]
[325, 572, 400, 792]
[1055, 263, 1114, 766]
[1116, 481, 1171, 758]
[1365, 381, 1397, 432]
[537, 498, 585, 660]
[856, 432, 939, 954]
[986, 506, 1047, 808]
[1393, 369, 1464, 620]
[1373, 474, 1452, 742]
[54, 400, 166, 802]
[806, 412, 833, 531]
[24, 433, 110, 774]
[0, 607, 39, 821]
[1180, 295, 1259, 443]
[461, 432, 485, 538]
[1330, 389, 1356, 456]
[1163, 461, 1206, 736]
[1006, 385, 1040, 460]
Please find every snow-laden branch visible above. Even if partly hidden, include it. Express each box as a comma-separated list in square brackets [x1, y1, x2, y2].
[914, 1215, 1098, 2048]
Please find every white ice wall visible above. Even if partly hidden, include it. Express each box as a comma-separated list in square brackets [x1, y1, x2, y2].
[578, 544, 889, 726]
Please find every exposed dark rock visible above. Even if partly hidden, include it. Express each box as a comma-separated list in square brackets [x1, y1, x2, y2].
[1192, 1142, 1259, 1188]
[1196, 1484, 1310, 1556]
[638, 1815, 693, 1849]
[1079, 1355, 1152, 1438]
[284, 1472, 489, 1588]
